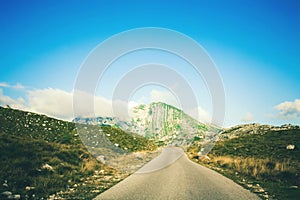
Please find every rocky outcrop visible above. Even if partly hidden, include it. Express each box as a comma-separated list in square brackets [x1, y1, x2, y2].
[74, 102, 220, 146]
[220, 123, 300, 140]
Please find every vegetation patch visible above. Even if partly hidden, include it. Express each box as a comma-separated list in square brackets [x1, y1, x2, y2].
[0, 106, 157, 199]
[188, 128, 300, 200]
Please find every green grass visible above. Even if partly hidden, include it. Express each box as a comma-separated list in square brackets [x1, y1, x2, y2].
[0, 131, 120, 199]
[0, 106, 157, 199]
[213, 129, 300, 161]
[188, 128, 300, 200]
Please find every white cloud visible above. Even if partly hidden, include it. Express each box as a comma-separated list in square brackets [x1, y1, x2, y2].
[1, 86, 213, 123]
[274, 99, 300, 119]
[0, 82, 25, 89]
[73, 89, 135, 121]
[14, 83, 25, 89]
[27, 88, 74, 120]
[0, 82, 9, 87]
[241, 112, 254, 122]
[0, 88, 26, 109]
[150, 90, 180, 108]
[186, 106, 211, 124]
[1, 87, 137, 121]
[27, 88, 133, 121]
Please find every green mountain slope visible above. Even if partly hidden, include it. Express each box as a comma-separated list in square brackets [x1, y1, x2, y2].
[0, 106, 157, 199]
[188, 124, 300, 200]
[75, 102, 220, 147]
[130, 102, 214, 146]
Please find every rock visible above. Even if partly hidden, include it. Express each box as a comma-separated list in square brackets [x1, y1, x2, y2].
[97, 155, 106, 164]
[263, 194, 269, 199]
[49, 194, 55, 200]
[13, 194, 21, 200]
[41, 163, 54, 171]
[2, 180, 8, 187]
[7, 195, 14, 199]
[25, 186, 35, 191]
[286, 144, 295, 150]
[258, 188, 264, 192]
[1, 191, 12, 196]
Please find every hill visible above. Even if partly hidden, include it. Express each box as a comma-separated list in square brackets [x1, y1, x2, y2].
[75, 102, 220, 146]
[0, 106, 157, 199]
[188, 124, 300, 200]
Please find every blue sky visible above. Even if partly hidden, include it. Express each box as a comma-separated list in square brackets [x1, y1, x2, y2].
[0, 0, 299, 127]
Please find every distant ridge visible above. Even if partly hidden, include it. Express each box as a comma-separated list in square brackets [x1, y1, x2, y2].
[74, 102, 220, 146]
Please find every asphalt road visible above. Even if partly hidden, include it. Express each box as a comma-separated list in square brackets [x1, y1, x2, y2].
[95, 147, 260, 200]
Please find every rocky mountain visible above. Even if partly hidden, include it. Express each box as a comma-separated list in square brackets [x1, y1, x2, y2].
[74, 102, 220, 146]
[220, 123, 300, 140]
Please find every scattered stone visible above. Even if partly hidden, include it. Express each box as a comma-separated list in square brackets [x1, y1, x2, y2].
[258, 188, 264, 192]
[263, 194, 269, 199]
[286, 144, 295, 150]
[41, 163, 54, 171]
[7, 195, 14, 199]
[134, 152, 143, 158]
[25, 186, 35, 191]
[2, 191, 12, 196]
[97, 155, 105, 164]
[49, 194, 56, 200]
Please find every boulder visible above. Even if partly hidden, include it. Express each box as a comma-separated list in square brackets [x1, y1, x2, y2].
[41, 163, 54, 171]
[286, 144, 295, 150]
[1, 191, 12, 196]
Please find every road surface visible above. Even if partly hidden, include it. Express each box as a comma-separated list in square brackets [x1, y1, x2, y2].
[95, 147, 260, 200]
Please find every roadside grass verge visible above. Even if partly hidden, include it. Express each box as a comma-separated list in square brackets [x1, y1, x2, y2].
[0, 106, 157, 199]
[188, 129, 300, 200]
[0, 132, 125, 200]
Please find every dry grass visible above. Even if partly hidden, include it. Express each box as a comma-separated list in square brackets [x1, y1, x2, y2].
[206, 155, 297, 179]
[188, 128, 300, 199]
[81, 159, 99, 172]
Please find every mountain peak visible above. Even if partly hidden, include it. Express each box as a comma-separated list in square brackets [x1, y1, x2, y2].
[75, 102, 218, 146]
